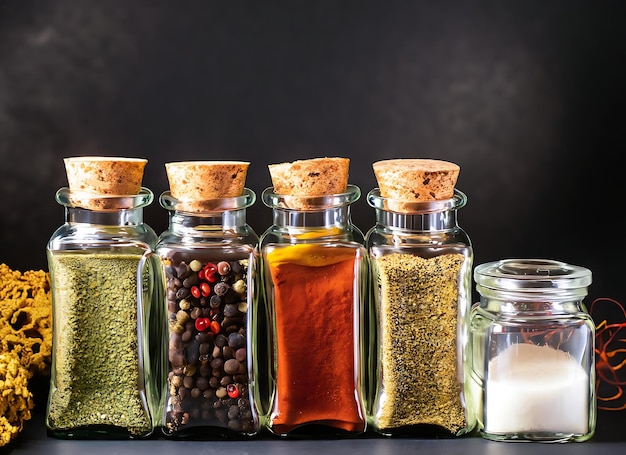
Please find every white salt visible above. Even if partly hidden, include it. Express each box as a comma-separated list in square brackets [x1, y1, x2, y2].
[485, 343, 588, 435]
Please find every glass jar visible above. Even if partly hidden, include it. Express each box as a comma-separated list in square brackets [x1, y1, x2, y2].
[365, 188, 475, 437]
[155, 188, 262, 438]
[259, 184, 368, 437]
[46, 187, 161, 439]
[470, 258, 595, 443]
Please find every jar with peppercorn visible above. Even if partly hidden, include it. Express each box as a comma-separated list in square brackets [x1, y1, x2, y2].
[259, 157, 368, 437]
[46, 157, 162, 439]
[365, 159, 476, 437]
[155, 161, 262, 439]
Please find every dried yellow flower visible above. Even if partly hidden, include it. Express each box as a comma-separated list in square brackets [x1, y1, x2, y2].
[0, 350, 34, 447]
[0, 263, 52, 376]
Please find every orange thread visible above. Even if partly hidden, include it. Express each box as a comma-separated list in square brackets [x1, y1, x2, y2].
[590, 297, 626, 411]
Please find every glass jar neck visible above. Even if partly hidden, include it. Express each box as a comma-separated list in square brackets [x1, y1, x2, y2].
[374, 208, 459, 231]
[478, 290, 588, 316]
[160, 188, 255, 235]
[66, 206, 145, 226]
[271, 206, 351, 229]
[57, 187, 152, 227]
[262, 185, 360, 229]
[168, 210, 249, 235]
[367, 188, 466, 231]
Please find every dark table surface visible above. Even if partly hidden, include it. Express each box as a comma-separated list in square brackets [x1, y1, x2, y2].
[5, 405, 626, 455]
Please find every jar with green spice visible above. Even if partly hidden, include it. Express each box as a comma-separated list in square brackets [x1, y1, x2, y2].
[45, 157, 163, 439]
[365, 159, 476, 437]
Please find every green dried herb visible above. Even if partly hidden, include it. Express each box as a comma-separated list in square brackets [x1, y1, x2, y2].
[47, 252, 152, 436]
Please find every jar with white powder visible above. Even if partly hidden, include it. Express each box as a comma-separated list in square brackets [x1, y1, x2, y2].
[470, 259, 595, 443]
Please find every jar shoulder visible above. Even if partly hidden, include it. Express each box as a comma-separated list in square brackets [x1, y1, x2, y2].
[259, 225, 365, 247]
[156, 225, 259, 248]
[365, 225, 471, 249]
[48, 222, 158, 250]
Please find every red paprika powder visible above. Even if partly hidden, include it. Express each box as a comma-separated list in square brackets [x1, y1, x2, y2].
[265, 243, 366, 435]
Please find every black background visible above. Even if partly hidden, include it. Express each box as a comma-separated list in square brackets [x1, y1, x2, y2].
[2, 0, 626, 439]
[1, 1, 624, 308]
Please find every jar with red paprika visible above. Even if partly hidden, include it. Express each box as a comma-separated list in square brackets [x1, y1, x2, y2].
[259, 157, 368, 437]
[155, 161, 262, 439]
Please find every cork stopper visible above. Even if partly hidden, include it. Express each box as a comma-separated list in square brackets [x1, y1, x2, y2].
[268, 157, 350, 196]
[165, 161, 250, 212]
[373, 158, 460, 202]
[268, 157, 350, 210]
[64, 156, 147, 210]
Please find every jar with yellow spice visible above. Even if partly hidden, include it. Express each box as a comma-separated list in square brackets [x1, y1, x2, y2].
[259, 157, 368, 437]
[365, 158, 476, 437]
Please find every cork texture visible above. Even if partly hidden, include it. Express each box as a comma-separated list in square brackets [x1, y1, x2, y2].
[64, 156, 147, 210]
[165, 161, 249, 212]
[268, 157, 350, 197]
[373, 158, 460, 201]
